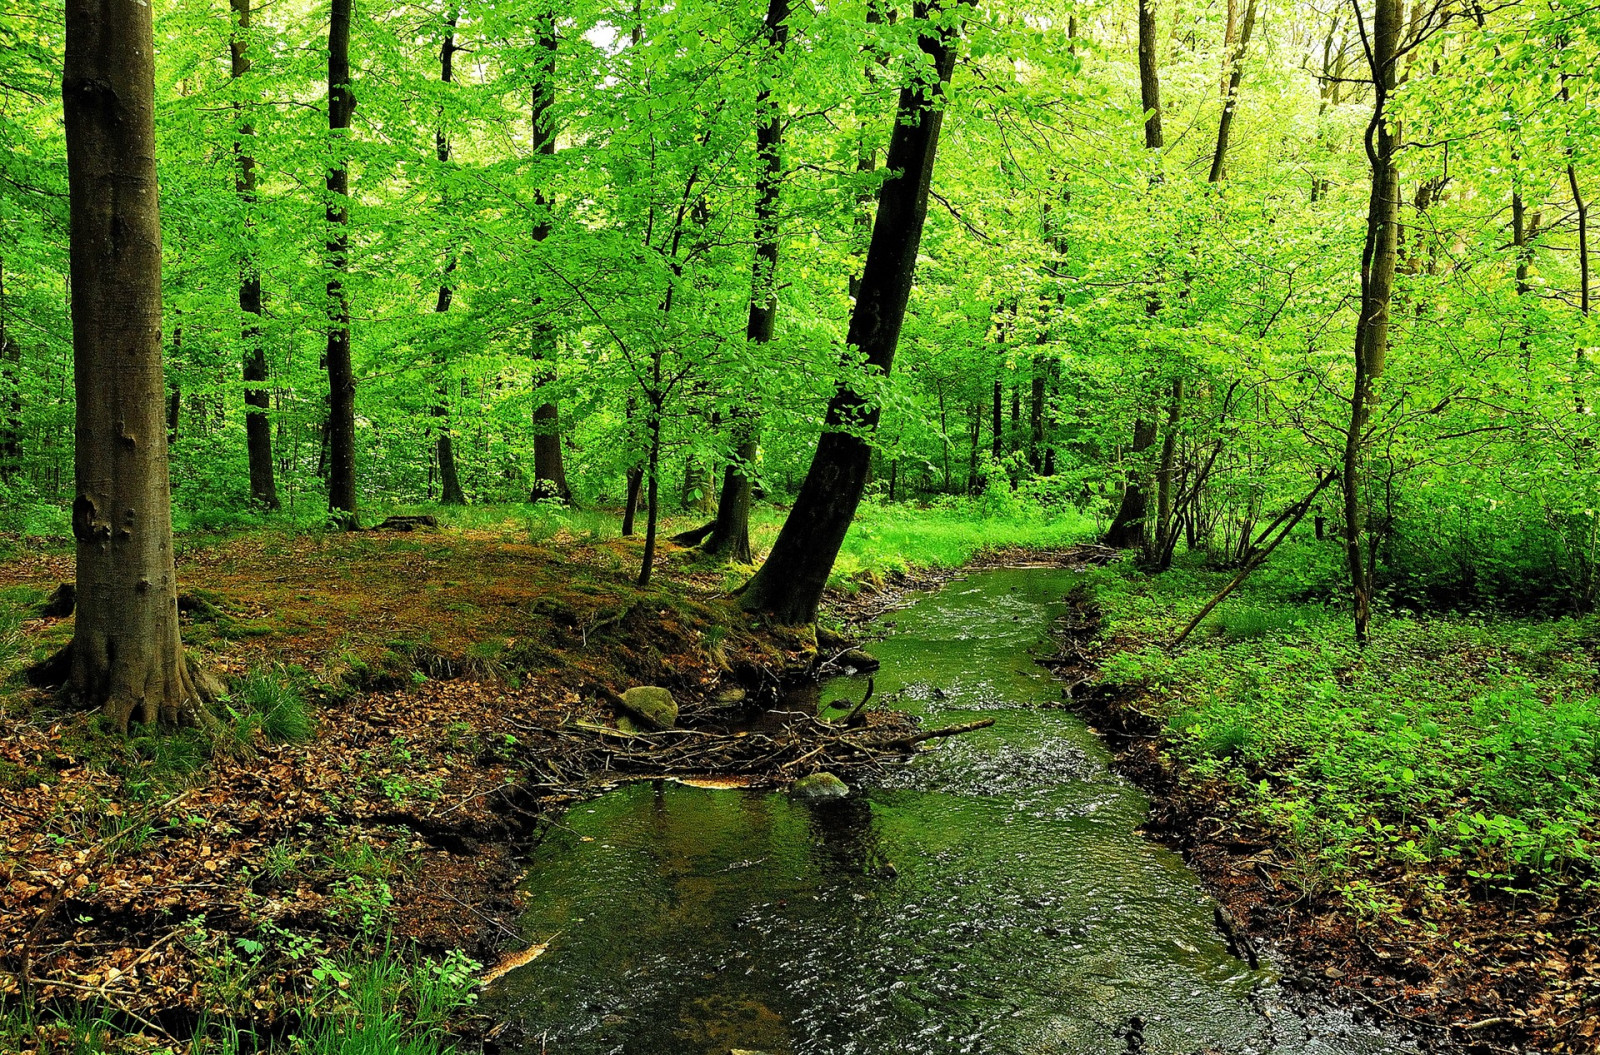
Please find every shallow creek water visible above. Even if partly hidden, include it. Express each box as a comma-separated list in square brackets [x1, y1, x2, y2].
[485, 569, 1412, 1055]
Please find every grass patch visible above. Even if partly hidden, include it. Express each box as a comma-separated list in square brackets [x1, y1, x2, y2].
[227, 670, 316, 744]
[747, 497, 1094, 590]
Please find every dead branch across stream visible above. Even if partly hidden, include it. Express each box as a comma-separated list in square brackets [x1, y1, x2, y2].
[514, 707, 996, 794]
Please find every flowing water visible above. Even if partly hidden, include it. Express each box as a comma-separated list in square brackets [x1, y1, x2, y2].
[485, 569, 1413, 1055]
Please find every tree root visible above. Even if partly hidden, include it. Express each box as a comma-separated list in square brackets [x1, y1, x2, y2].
[669, 520, 716, 547]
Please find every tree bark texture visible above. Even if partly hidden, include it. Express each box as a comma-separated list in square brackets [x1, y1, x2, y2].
[1343, 0, 1402, 644]
[433, 16, 466, 505]
[1207, 0, 1257, 184]
[1137, 0, 1163, 150]
[324, 0, 358, 526]
[706, 0, 792, 564]
[1104, 416, 1157, 547]
[232, 0, 279, 510]
[63, 0, 209, 729]
[1105, 0, 1164, 549]
[529, 16, 572, 503]
[739, 0, 970, 624]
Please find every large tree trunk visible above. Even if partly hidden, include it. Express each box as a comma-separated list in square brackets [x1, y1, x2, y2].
[1342, 0, 1402, 644]
[1104, 0, 1164, 549]
[1104, 416, 1157, 547]
[62, 0, 212, 730]
[739, 0, 971, 624]
[231, 0, 279, 511]
[704, 0, 792, 564]
[432, 15, 465, 505]
[529, 17, 572, 504]
[1571, 162, 1590, 414]
[324, 0, 358, 526]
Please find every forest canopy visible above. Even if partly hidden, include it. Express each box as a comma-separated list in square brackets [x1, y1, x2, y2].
[3, 0, 1599, 619]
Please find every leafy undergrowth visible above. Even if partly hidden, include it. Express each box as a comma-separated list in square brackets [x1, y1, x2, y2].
[0, 507, 827, 1054]
[1081, 547, 1600, 1052]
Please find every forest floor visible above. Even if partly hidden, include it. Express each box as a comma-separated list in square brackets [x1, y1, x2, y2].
[0, 502, 1085, 1054]
[9, 502, 1595, 1054]
[1051, 555, 1600, 1055]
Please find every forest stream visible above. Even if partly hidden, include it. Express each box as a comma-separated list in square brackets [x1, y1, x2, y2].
[482, 569, 1417, 1055]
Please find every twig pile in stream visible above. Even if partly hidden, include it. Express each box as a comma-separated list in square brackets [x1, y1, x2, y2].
[508, 703, 996, 795]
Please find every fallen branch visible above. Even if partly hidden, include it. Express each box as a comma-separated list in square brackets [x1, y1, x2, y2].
[887, 717, 995, 749]
[1172, 472, 1337, 648]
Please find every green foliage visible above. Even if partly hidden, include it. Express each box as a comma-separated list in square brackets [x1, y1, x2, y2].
[1092, 548, 1600, 902]
[812, 498, 1094, 588]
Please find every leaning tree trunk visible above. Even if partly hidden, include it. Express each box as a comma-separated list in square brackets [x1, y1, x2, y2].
[432, 14, 465, 505]
[1207, 0, 1257, 184]
[739, 0, 971, 624]
[62, 0, 214, 730]
[1343, 0, 1402, 644]
[704, 0, 793, 564]
[1104, 0, 1165, 550]
[231, 0, 278, 511]
[324, 0, 358, 526]
[529, 16, 572, 504]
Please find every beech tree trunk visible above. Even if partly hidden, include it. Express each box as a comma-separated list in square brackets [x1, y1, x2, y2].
[739, 0, 971, 624]
[0, 259, 19, 481]
[529, 17, 572, 504]
[705, 0, 792, 564]
[1105, 416, 1157, 547]
[1571, 162, 1590, 413]
[1152, 378, 1183, 568]
[324, 0, 358, 526]
[62, 0, 212, 729]
[231, 0, 278, 511]
[1343, 0, 1402, 644]
[433, 15, 465, 505]
[1104, 0, 1164, 549]
[1207, 0, 1257, 184]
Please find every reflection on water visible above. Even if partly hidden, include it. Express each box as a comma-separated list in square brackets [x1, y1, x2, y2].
[487, 570, 1411, 1055]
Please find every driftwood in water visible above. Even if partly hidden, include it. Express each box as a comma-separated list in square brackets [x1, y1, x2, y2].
[887, 717, 995, 749]
[517, 704, 995, 796]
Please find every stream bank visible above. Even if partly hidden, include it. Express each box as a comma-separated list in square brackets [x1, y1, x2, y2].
[0, 524, 1089, 1051]
[1053, 576, 1597, 1055]
[477, 566, 1416, 1055]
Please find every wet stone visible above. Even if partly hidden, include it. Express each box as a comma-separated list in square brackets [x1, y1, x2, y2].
[790, 771, 850, 802]
[619, 686, 678, 730]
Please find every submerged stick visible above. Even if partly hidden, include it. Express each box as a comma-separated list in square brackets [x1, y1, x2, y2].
[888, 717, 995, 749]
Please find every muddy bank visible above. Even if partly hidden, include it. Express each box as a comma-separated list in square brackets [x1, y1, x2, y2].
[1047, 587, 1593, 1055]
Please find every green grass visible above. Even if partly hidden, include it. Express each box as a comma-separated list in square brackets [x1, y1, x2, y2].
[228, 670, 316, 743]
[1090, 543, 1600, 911]
[748, 497, 1094, 590]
